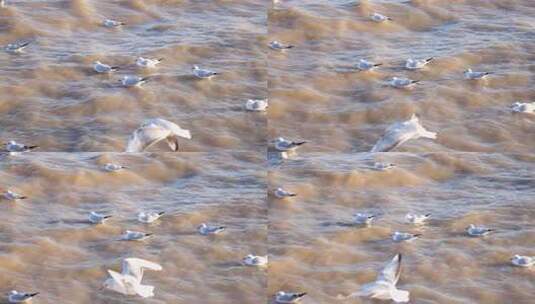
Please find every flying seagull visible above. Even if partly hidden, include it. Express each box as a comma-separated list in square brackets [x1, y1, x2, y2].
[125, 118, 191, 152]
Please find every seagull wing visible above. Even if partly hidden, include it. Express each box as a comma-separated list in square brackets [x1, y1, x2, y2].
[125, 123, 169, 152]
[152, 118, 191, 139]
[107, 270, 126, 289]
[122, 258, 162, 281]
[371, 121, 417, 152]
[378, 254, 402, 285]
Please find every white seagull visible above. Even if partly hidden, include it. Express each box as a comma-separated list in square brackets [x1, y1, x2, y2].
[120, 75, 148, 87]
[339, 253, 409, 302]
[126, 118, 191, 152]
[7, 290, 39, 303]
[370, 114, 437, 152]
[198, 223, 225, 235]
[353, 213, 376, 225]
[243, 254, 268, 267]
[121, 230, 153, 241]
[103, 19, 125, 28]
[104, 163, 127, 172]
[511, 255, 534, 268]
[273, 187, 296, 199]
[4, 140, 38, 153]
[466, 224, 493, 237]
[388, 77, 420, 89]
[103, 258, 162, 298]
[5, 41, 31, 54]
[370, 12, 392, 22]
[405, 58, 434, 70]
[275, 291, 307, 303]
[405, 213, 431, 225]
[464, 68, 491, 80]
[392, 231, 421, 242]
[356, 59, 382, 71]
[137, 211, 165, 224]
[273, 137, 306, 152]
[245, 99, 269, 112]
[136, 57, 163, 68]
[2, 190, 27, 201]
[94, 61, 118, 73]
[89, 211, 112, 224]
[374, 162, 396, 171]
[269, 40, 294, 50]
[192, 65, 219, 79]
[511, 101, 535, 114]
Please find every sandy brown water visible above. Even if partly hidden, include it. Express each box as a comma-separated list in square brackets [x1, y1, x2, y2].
[0, 0, 534, 303]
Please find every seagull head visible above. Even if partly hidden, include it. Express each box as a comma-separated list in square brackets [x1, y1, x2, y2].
[192, 65, 199, 70]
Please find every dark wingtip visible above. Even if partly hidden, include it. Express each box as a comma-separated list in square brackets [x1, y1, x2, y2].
[425, 213, 432, 217]
[414, 234, 423, 237]
[374, 63, 383, 67]
[426, 57, 434, 62]
[298, 292, 307, 297]
[158, 211, 165, 215]
[28, 145, 39, 150]
[30, 292, 39, 297]
[146, 233, 154, 236]
[289, 193, 297, 197]
[19, 196, 28, 200]
[158, 58, 164, 61]
[295, 141, 307, 146]
[104, 215, 113, 219]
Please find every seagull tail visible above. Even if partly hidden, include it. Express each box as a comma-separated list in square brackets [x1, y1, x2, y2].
[158, 211, 165, 215]
[297, 292, 307, 298]
[411, 80, 420, 84]
[391, 289, 410, 303]
[29, 292, 39, 297]
[426, 57, 434, 63]
[27, 145, 39, 150]
[420, 130, 437, 140]
[111, 66, 120, 71]
[294, 141, 307, 146]
[158, 58, 164, 62]
[19, 196, 28, 200]
[140, 77, 150, 82]
[374, 63, 383, 67]
[136, 284, 155, 298]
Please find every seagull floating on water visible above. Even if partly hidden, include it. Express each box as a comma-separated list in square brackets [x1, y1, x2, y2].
[126, 118, 191, 152]
[137, 211, 165, 224]
[392, 231, 421, 242]
[511, 102, 535, 114]
[370, 13, 392, 22]
[273, 187, 296, 199]
[371, 114, 437, 152]
[2, 190, 27, 201]
[198, 223, 225, 235]
[245, 99, 268, 112]
[243, 254, 268, 267]
[136, 57, 163, 68]
[3, 141, 38, 153]
[353, 213, 376, 225]
[273, 137, 306, 152]
[405, 213, 431, 225]
[120, 75, 148, 87]
[511, 255, 534, 268]
[192, 65, 218, 79]
[89, 211, 112, 224]
[104, 163, 127, 172]
[103, 258, 162, 298]
[121, 230, 153, 241]
[466, 224, 493, 237]
[7, 290, 39, 303]
[275, 291, 307, 303]
[405, 58, 434, 70]
[464, 69, 491, 80]
[103, 19, 125, 28]
[5, 41, 31, 54]
[356, 59, 382, 71]
[338, 253, 409, 303]
[374, 162, 396, 171]
[269, 41, 294, 50]
[388, 77, 420, 89]
[94, 61, 118, 73]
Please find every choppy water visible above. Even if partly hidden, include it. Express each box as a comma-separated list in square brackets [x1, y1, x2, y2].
[0, 0, 533, 303]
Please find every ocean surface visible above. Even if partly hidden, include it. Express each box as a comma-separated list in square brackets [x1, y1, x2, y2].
[0, 0, 534, 303]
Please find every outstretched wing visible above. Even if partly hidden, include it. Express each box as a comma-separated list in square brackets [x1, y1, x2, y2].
[378, 254, 402, 285]
[125, 124, 169, 152]
[371, 122, 416, 152]
[122, 258, 162, 281]
[153, 118, 191, 139]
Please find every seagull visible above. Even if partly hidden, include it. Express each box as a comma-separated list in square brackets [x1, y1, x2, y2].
[121, 230, 153, 241]
[273, 187, 296, 199]
[192, 65, 219, 79]
[136, 57, 163, 68]
[374, 162, 396, 171]
[89, 212, 112, 224]
[338, 253, 409, 303]
[392, 231, 421, 242]
[245, 99, 268, 112]
[275, 291, 307, 303]
[370, 13, 392, 22]
[466, 224, 493, 237]
[120, 75, 148, 87]
[464, 69, 491, 80]
[273, 137, 306, 152]
[104, 163, 127, 172]
[103, 19, 125, 28]
[5, 41, 31, 54]
[243, 254, 268, 267]
[511, 255, 534, 268]
[94, 61, 118, 73]
[405, 58, 434, 70]
[2, 190, 27, 201]
[370, 114, 437, 152]
[137, 211, 165, 224]
[125, 118, 191, 152]
[198, 223, 225, 235]
[7, 290, 39, 303]
[405, 213, 431, 225]
[511, 102, 535, 114]
[356, 59, 382, 71]
[353, 213, 376, 225]
[3, 140, 38, 153]
[103, 258, 162, 298]
[269, 40, 294, 50]
[388, 77, 420, 89]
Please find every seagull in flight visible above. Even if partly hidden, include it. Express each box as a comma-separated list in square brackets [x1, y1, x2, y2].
[371, 114, 437, 152]
[136, 57, 163, 68]
[405, 58, 434, 70]
[5, 41, 31, 54]
[103, 258, 162, 298]
[126, 118, 191, 152]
